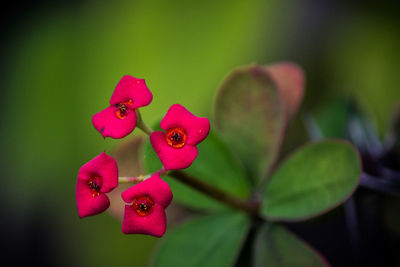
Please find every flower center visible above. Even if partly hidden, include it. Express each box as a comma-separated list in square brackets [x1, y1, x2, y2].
[132, 196, 154, 217]
[115, 99, 134, 120]
[88, 175, 102, 197]
[165, 127, 187, 149]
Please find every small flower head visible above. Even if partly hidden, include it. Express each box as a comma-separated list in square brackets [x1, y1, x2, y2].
[92, 75, 153, 139]
[76, 152, 118, 218]
[150, 104, 210, 170]
[121, 173, 173, 237]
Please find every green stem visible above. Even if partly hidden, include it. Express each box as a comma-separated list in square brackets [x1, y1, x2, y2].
[119, 176, 147, 184]
[135, 109, 154, 135]
[168, 170, 260, 215]
[132, 110, 260, 216]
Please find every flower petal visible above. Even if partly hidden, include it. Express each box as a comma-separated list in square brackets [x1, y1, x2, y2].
[92, 106, 137, 139]
[160, 104, 210, 146]
[110, 75, 153, 109]
[121, 173, 173, 207]
[77, 152, 118, 193]
[122, 204, 166, 237]
[76, 179, 110, 218]
[150, 131, 198, 170]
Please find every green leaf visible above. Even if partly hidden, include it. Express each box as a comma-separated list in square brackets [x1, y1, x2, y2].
[262, 140, 361, 221]
[214, 65, 284, 183]
[254, 223, 329, 267]
[143, 130, 251, 211]
[314, 100, 351, 139]
[152, 212, 250, 267]
[264, 62, 305, 121]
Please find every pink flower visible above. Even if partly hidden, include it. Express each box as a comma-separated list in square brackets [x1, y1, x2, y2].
[121, 173, 173, 237]
[150, 104, 210, 170]
[76, 152, 118, 218]
[92, 75, 153, 139]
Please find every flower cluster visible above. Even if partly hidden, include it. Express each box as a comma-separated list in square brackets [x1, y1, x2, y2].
[76, 75, 210, 237]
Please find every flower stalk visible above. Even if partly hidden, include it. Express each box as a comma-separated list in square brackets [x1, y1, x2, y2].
[135, 110, 259, 216]
[168, 170, 260, 215]
[135, 109, 154, 135]
[119, 176, 146, 184]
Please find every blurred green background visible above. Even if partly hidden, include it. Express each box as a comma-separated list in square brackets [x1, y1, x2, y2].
[1, 0, 399, 266]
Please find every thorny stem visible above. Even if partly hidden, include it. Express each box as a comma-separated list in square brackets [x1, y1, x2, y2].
[168, 170, 260, 216]
[135, 109, 154, 135]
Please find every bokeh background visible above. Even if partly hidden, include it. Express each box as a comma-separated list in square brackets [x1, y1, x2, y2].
[1, 0, 399, 266]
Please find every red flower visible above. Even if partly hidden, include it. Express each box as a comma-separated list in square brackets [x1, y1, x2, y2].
[92, 75, 153, 139]
[76, 152, 118, 218]
[150, 104, 210, 170]
[121, 173, 173, 237]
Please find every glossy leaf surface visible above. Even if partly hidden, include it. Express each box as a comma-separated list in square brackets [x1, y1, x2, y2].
[152, 212, 250, 267]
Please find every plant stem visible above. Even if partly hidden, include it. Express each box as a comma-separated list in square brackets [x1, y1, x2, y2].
[133, 111, 259, 215]
[135, 109, 154, 135]
[118, 176, 144, 184]
[168, 170, 260, 215]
